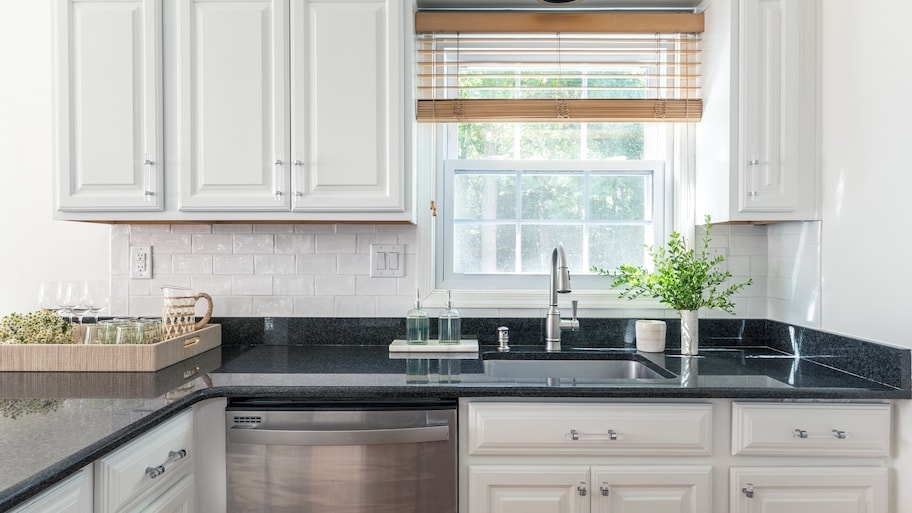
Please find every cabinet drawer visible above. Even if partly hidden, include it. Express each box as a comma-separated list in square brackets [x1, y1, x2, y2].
[467, 402, 712, 456]
[95, 411, 194, 512]
[732, 402, 891, 456]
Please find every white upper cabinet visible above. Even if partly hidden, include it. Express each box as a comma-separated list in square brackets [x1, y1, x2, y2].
[696, 0, 818, 223]
[175, 0, 290, 212]
[290, 0, 405, 213]
[53, 0, 412, 222]
[53, 0, 163, 213]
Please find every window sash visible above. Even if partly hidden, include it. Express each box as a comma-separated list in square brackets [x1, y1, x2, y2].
[437, 159, 666, 291]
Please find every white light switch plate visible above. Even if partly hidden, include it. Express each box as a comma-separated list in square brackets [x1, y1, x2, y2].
[370, 244, 404, 277]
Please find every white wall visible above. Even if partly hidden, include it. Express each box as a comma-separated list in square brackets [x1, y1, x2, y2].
[0, 2, 109, 315]
[820, 0, 912, 349]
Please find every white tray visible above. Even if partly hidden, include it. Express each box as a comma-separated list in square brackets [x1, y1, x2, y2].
[389, 339, 478, 353]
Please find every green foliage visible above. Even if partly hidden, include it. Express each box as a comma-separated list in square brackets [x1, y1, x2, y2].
[591, 215, 752, 314]
[0, 309, 75, 344]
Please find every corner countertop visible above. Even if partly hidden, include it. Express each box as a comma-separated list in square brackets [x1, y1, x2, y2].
[0, 341, 909, 512]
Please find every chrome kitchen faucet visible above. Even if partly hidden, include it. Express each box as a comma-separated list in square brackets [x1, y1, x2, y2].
[545, 244, 579, 351]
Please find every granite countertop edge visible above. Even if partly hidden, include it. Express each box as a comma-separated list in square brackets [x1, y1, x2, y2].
[2, 337, 910, 512]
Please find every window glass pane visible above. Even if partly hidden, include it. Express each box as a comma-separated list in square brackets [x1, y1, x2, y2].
[589, 225, 649, 271]
[454, 224, 516, 273]
[589, 174, 650, 221]
[521, 174, 584, 220]
[587, 123, 645, 159]
[521, 225, 583, 273]
[457, 123, 515, 159]
[519, 124, 581, 159]
[454, 174, 516, 220]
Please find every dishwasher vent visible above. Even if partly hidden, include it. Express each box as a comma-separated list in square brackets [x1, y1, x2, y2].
[232, 415, 263, 426]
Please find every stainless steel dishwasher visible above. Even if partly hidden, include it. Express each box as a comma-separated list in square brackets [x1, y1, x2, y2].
[225, 398, 457, 513]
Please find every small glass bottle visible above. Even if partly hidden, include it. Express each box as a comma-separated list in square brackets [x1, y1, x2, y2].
[438, 289, 461, 345]
[405, 289, 429, 345]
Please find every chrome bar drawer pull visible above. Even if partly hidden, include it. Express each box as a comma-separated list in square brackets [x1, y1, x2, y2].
[599, 483, 610, 497]
[608, 429, 618, 441]
[145, 449, 188, 480]
[833, 429, 847, 439]
[570, 429, 579, 441]
[577, 483, 587, 497]
[793, 428, 808, 439]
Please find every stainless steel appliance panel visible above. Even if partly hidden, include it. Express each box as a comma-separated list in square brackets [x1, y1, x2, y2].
[226, 406, 457, 513]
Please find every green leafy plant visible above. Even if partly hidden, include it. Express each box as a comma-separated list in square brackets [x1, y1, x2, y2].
[591, 215, 752, 314]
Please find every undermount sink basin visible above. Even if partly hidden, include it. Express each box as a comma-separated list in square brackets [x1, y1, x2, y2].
[482, 354, 675, 380]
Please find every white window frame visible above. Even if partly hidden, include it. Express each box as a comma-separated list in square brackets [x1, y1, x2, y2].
[437, 159, 667, 291]
[414, 123, 695, 311]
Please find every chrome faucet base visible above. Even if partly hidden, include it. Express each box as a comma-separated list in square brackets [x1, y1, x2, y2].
[545, 340, 561, 352]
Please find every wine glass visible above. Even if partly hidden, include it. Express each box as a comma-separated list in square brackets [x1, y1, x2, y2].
[84, 280, 111, 324]
[57, 281, 89, 323]
[37, 281, 61, 312]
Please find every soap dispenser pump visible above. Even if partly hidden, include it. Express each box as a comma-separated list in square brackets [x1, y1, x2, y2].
[438, 289, 461, 345]
[405, 289, 429, 345]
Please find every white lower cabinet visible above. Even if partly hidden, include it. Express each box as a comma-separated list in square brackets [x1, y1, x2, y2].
[95, 411, 195, 513]
[10, 466, 93, 513]
[461, 400, 895, 513]
[731, 467, 888, 513]
[468, 464, 710, 513]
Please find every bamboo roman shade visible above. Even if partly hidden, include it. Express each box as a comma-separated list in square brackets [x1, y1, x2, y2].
[415, 11, 704, 123]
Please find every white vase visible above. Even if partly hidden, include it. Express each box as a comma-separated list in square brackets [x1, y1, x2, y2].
[680, 310, 699, 355]
[635, 320, 667, 352]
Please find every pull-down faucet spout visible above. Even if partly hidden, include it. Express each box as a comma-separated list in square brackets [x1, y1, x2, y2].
[545, 244, 579, 351]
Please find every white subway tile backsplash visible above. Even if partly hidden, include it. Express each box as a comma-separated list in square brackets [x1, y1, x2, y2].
[274, 276, 314, 296]
[253, 296, 294, 316]
[254, 255, 296, 275]
[294, 296, 335, 317]
[211, 296, 253, 317]
[315, 233, 357, 254]
[355, 276, 398, 296]
[314, 275, 356, 296]
[254, 224, 295, 234]
[150, 233, 192, 254]
[234, 234, 275, 254]
[191, 276, 233, 295]
[111, 220, 805, 320]
[296, 255, 336, 275]
[233, 275, 274, 295]
[192, 234, 234, 254]
[213, 224, 253, 233]
[337, 254, 370, 275]
[335, 295, 377, 316]
[173, 254, 213, 275]
[275, 234, 315, 254]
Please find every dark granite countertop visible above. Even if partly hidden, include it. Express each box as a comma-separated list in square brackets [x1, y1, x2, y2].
[1, 322, 909, 512]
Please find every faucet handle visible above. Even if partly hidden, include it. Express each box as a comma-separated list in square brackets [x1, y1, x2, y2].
[571, 300, 578, 319]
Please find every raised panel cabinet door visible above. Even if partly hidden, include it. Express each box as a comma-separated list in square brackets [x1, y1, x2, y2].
[738, 0, 815, 213]
[731, 467, 888, 513]
[129, 474, 196, 513]
[176, 0, 290, 211]
[290, 0, 405, 213]
[53, 0, 163, 212]
[468, 465, 590, 513]
[591, 466, 711, 513]
[9, 466, 92, 513]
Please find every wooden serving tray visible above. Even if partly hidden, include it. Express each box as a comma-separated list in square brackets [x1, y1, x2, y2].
[0, 324, 221, 372]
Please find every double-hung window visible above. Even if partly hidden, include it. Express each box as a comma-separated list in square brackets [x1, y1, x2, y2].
[416, 11, 703, 302]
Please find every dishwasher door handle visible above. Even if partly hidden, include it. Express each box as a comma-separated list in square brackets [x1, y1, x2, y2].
[229, 424, 450, 446]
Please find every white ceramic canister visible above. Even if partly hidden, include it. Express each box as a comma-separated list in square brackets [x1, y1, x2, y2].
[635, 319, 667, 353]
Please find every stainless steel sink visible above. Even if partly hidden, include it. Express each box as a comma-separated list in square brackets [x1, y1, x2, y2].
[483, 355, 674, 380]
